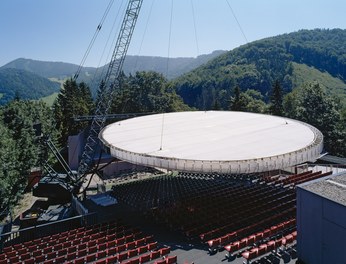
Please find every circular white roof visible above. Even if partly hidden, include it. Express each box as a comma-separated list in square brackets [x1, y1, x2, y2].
[99, 111, 323, 174]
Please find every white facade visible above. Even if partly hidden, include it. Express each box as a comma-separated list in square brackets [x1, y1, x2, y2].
[99, 111, 323, 174]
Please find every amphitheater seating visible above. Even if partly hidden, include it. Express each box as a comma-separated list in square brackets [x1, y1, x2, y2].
[111, 172, 298, 258]
[224, 218, 296, 258]
[0, 220, 176, 264]
[241, 230, 297, 263]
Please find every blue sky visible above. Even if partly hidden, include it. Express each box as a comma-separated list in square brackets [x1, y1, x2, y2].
[1, 0, 346, 67]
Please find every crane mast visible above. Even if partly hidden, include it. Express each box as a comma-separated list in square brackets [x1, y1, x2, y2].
[77, 0, 143, 181]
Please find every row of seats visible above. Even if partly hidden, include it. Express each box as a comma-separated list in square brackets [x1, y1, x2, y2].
[241, 231, 297, 264]
[266, 170, 332, 186]
[293, 171, 332, 186]
[224, 218, 296, 258]
[0, 219, 177, 264]
[206, 207, 296, 252]
[264, 171, 312, 184]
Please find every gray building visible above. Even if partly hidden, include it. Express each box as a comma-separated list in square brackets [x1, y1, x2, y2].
[297, 172, 346, 264]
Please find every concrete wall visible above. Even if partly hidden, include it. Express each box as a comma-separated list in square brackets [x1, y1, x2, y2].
[297, 187, 346, 264]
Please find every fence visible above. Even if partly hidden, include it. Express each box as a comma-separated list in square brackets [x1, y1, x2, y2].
[0, 212, 97, 251]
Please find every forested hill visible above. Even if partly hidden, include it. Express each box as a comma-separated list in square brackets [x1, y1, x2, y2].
[2, 50, 226, 81]
[0, 68, 60, 105]
[174, 28, 346, 109]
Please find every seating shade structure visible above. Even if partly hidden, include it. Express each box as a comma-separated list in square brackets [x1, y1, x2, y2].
[100, 111, 323, 174]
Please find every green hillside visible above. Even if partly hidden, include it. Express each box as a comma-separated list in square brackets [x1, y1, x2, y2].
[1, 51, 226, 96]
[0, 68, 60, 105]
[174, 28, 346, 110]
[292, 62, 346, 104]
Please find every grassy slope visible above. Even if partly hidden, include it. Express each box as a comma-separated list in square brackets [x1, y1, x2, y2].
[292, 62, 346, 106]
[39, 78, 65, 106]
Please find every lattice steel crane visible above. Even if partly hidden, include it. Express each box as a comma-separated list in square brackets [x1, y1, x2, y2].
[34, 0, 143, 199]
[77, 0, 143, 182]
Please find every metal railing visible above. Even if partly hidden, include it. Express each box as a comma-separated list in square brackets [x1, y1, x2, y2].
[0, 212, 97, 251]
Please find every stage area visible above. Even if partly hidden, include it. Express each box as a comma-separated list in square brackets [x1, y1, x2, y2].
[100, 111, 323, 173]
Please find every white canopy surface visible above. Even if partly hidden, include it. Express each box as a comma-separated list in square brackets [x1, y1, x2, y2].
[100, 111, 323, 173]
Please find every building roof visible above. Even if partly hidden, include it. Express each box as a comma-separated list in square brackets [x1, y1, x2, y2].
[299, 173, 346, 206]
[99, 111, 324, 173]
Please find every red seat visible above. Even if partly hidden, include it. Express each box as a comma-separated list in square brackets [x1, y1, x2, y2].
[13, 244, 23, 250]
[20, 252, 31, 261]
[97, 237, 106, 244]
[165, 255, 177, 264]
[9, 256, 20, 263]
[35, 255, 45, 263]
[128, 248, 138, 258]
[137, 245, 148, 254]
[88, 240, 97, 247]
[239, 238, 248, 248]
[43, 246, 53, 254]
[107, 234, 116, 241]
[116, 244, 126, 253]
[55, 255, 66, 264]
[292, 231, 297, 240]
[74, 257, 85, 264]
[66, 252, 77, 261]
[207, 238, 220, 248]
[57, 249, 67, 256]
[247, 235, 256, 245]
[98, 242, 107, 251]
[106, 247, 117, 256]
[258, 244, 267, 255]
[116, 237, 125, 245]
[224, 242, 239, 254]
[125, 234, 134, 242]
[53, 244, 63, 251]
[67, 246, 77, 253]
[255, 232, 263, 242]
[154, 259, 166, 264]
[18, 248, 27, 255]
[263, 229, 271, 239]
[139, 253, 151, 263]
[135, 238, 146, 247]
[46, 251, 56, 260]
[266, 240, 276, 251]
[219, 235, 229, 245]
[147, 241, 158, 251]
[159, 247, 171, 256]
[106, 255, 117, 264]
[97, 250, 107, 259]
[118, 251, 128, 262]
[284, 234, 294, 245]
[77, 248, 87, 257]
[107, 240, 116, 248]
[242, 249, 258, 261]
[126, 241, 136, 250]
[86, 253, 97, 262]
[78, 243, 87, 250]
[150, 250, 160, 260]
[63, 241, 72, 248]
[23, 258, 35, 264]
[144, 235, 154, 243]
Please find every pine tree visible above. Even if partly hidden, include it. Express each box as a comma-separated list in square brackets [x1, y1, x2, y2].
[230, 86, 243, 111]
[269, 80, 283, 116]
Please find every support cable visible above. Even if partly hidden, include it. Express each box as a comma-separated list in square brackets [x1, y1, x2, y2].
[74, 0, 115, 80]
[89, 0, 127, 90]
[134, 0, 156, 70]
[225, 0, 248, 44]
[166, 0, 174, 78]
[190, 0, 200, 56]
